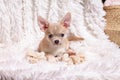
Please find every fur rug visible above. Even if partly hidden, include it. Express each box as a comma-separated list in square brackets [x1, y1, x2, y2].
[0, 0, 120, 80]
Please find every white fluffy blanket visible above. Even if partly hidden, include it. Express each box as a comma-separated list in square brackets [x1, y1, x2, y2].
[0, 0, 120, 80]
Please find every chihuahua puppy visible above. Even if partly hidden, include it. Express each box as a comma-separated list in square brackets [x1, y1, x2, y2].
[37, 12, 83, 57]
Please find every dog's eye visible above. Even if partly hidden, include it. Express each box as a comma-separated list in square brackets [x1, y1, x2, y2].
[48, 34, 53, 38]
[61, 34, 64, 37]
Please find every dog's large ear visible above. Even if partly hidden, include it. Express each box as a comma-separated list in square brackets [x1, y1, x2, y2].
[60, 12, 71, 28]
[38, 16, 49, 31]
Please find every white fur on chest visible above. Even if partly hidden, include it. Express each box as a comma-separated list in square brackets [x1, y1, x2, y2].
[52, 46, 66, 56]
[41, 43, 67, 56]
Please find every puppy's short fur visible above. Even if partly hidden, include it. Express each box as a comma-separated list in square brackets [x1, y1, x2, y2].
[37, 12, 83, 56]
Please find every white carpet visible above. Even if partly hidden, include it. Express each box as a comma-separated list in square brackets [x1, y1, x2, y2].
[0, 0, 120, 80]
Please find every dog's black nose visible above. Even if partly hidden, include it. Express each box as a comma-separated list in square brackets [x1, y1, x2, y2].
[54, 40, 59, 44]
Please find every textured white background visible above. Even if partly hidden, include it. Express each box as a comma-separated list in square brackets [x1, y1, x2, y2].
[0, 0, 120, 80]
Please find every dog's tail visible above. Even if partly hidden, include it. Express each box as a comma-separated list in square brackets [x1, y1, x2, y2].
[67, 35, 84, 41]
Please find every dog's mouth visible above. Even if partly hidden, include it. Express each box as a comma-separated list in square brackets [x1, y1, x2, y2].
[54, 43, 61, 45]
[53, 42, 62, 47]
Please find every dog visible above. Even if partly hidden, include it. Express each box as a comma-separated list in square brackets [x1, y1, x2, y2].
[37, 12, 84, 57]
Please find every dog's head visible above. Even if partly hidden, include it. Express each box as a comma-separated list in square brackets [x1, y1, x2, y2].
[38, 13, 71, 46]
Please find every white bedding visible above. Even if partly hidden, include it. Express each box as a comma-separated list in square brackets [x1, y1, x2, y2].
[0, 0, 120, 80]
